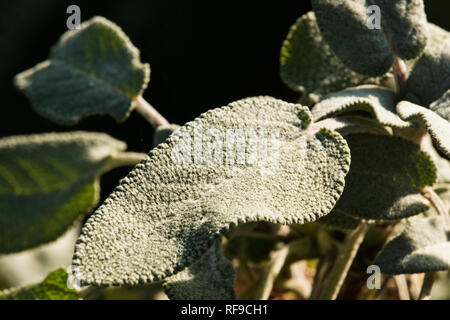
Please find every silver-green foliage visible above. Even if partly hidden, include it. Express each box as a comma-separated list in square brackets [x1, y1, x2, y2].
[72, 96, 351, 286]
[374, 216, 450, 274]
[0, 131, 126, 253]
[14, 16, 150, 125]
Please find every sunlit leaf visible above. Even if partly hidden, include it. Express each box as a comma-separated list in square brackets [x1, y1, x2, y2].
[0, 269, 79, 300]
[14, 16, 150, 125]
[72, 96, 351, 286]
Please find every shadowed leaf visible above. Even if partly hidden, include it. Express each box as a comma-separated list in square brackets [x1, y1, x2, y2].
[14, 16, 150, 125]
[0, 131, 126, 253]
[374, 216, 450, 274]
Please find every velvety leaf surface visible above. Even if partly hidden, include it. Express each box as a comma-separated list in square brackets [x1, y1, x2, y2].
[311, 0, 394, 76]
[14, 16, 150, 125]
[72, 96, 351, 286]
[0, 131, 126, 253]
[318, 208, 360, 231]
[311, 85, 410, 128]
[280, 12, 380, 98]
[153, 124, 181, 147]
[334, 134, 436, 221]
[397, 101, 450, 159]
[406, 23, 450, 106]
[0, 269, 79, 300]
[371, 0, 427, 59]
[374, 216, 450, 274]
[163, 240, 235, 300]
[430, 89, 450, 121]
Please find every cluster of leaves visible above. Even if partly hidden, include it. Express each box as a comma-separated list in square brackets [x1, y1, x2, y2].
[1, 0, 449, 300]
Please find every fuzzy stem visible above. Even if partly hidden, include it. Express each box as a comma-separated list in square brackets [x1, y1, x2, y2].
[418, 272, 435, 300]
[393, 57, 407, 97]
[319, 223, 368, 300]
[422, 186, 450, 229]
[394, 275, 411, 300]
[102, 151, 147, 173]
[134, 96, 169, 128]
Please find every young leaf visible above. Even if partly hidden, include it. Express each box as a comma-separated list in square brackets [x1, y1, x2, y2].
[311, 85, 410, 128]
[374, 216, 450, 274]
[311, 0, 394, 76]
[0, 269, 79, 300]
[163, 240, 235, 300]
[0, 131, 127, 253]
[14, 16, 150, 125]
[397, 101, 450, 160]
[406, 23, 450, 106]
[370, 0, 427, 59]
[280, 12, 380, 99]
[334, 133, 436, 221]
[72, 96, 351, 286]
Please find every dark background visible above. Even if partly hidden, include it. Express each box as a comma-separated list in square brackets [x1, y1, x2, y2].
[0, 0, 449, 200]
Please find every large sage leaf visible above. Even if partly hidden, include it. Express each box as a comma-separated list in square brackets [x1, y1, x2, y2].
[72, 96, 351, 286]
[397, 101, 450, 160]
[0, 131, 126, 253]
[163, 240, 235, 300]
[311, 0, 427, 76]
[374, 216, 450, 274]
[0, 269, 79, 300]
[311, 85, 410, 128]
[333, 133, 436, 221]
[280, 12, 380, 100]
[14, 16, 150, 125]
[406, 23, 450, 106]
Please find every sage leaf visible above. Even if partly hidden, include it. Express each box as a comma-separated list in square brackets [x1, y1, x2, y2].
[374, 216, 450, 274]
[14, 16, 150, 125]
[318, 209, 360, 231]
[72, 96, 351, 286]
[163, 240, 235, 300]
[153, 124, 181, 147]
[334, 133, 436, 221]
[311, 0, 394, 76]
[0, 131, 127, 253]
[312, 85, 410, 128]
[0, 269, 79, 300]
[406, 23, 450, 106]
[430, 89, 450, 122]
[397, 101, 450, 160]
[280, 12, 381, 99]
[370, 0, 427, 59]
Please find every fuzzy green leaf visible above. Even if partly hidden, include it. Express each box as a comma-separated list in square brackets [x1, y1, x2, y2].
[311, 0, 394, 76]
[0, 269, 79, 300]
[0, 131, 126, 253]
[374, 216, 450, 274]
[163, 240, 235, 300]
[312, 85, 410, 128]
[370, 0, 427, 59]
[280, 12, 381, 99]
[334, 134, 436, 221]
[318, 208, 360, 231]
[72, 96, 351, 286]
[406, 23, 450, 106]
[397, 101, 450, 160]
[14, 16, 150, 125]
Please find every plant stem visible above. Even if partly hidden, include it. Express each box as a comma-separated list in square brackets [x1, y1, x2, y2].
[419, 272, 435, 300]
[394, 275, 411, 300]
[422, 186, 450, 229]
[319, 223, 368, 300]
[134, 96, 169, 128]
[393, 57, 407, 97]
[103, 151, 147, 172]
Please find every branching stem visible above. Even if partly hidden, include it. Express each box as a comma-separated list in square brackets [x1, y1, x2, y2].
[393, 57, 407, 97]
[134, 96, 169, 128]
[319, 223, 368, 300]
